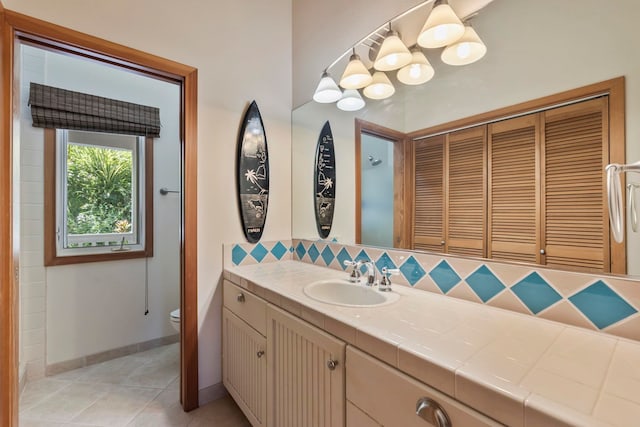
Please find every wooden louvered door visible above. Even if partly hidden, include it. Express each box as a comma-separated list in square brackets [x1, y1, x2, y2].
[542, 97, 610, 272]
[412, 135, 445, 252]
[488, 115, 540, 263]
[446, 126, 486, 257]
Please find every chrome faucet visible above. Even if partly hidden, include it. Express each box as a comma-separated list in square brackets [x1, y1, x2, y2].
[362, 261, 377, 287]
[343, 260, 363, 283]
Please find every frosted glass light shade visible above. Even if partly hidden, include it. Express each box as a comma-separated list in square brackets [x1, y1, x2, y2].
[363, 72, 395, 100]
[417, 0, 464, 48]
[374, 31, 412, 71]
[313, 72, 342, 103]
[337, 89, 366, 111]
[397, 49, 435, 85]
[339, 53, 373, 89]
[441, 26, 487, 66]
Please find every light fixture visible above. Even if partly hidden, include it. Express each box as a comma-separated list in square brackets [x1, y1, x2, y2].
[363, 72, 395, 100]
[337, 89, 366, 111]
[417, 0, 465, 49]
[441, 24, 487, 66]
[373, 28, 412, 71]
[339, 50, 373, 89]
[312, 71, 343, 103]
[397, 47, 435, 85]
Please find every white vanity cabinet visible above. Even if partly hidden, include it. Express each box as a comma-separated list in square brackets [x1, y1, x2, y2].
[346, 346, 503, 427]
[223, 280, 346, 427]
[222, 280, 268, 426]
[266, 305, 345, 427]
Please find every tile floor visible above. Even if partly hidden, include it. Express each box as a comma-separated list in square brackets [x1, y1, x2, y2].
[19, 343, 250, 426]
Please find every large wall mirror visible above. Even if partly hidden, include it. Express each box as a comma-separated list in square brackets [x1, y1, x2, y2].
[292, 0, 640, 276]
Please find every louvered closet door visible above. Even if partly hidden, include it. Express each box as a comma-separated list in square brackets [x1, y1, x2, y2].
[447, 126, 486, 257]
[412, 135, 445, 252]
[488, 115, 540, 263]
[543, 97, 609, 271]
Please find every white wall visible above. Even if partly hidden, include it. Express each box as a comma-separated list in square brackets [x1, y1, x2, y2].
[5, 0, 293, 393]
[19, 45, 181, 367]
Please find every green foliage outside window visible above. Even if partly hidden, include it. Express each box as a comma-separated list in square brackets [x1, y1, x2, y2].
[66, 144, 133, 235]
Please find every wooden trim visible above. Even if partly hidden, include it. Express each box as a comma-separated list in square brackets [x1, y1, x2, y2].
[354, 119, 408, 246]
[354, 120, 362, 244]
[1, 10, 200, 421]
[43, 133, 154, 266]
[4, 10, 193, 80]
[408, 77, 625, 140]
[0, 4, 19, 427]
[403, 137, 414, 249]
[181, 68, 198, 411]
[608, 78, 626, 274]
[145, 137, 154, 258]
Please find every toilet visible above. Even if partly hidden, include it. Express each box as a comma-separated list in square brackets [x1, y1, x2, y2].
[169, 308, 180, 333]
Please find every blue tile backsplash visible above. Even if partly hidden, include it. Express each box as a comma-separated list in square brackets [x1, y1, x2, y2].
[224, 239, 640, 342]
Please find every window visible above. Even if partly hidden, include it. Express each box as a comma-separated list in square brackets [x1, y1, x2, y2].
[45, 129, 153, 265]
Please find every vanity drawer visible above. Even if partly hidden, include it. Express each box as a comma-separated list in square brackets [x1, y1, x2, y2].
[347, 346, 503, 427]
[223, 280, 266, 335]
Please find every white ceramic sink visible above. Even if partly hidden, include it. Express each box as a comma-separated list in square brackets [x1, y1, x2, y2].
[303, 279, 400, 307]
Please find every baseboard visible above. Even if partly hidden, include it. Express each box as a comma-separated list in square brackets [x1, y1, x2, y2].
[199, 382, 228, 406]
[46, 333, 180, 376]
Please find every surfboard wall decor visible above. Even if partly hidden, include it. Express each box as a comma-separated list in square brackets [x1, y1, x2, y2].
[314, 121, 335, 239]
[236, 100, 269, 243]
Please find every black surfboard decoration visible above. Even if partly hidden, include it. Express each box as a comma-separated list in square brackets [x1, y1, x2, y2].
[314, 121, 336, 239]
[236, 101, 269, 243]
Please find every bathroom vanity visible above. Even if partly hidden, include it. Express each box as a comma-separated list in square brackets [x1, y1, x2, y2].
[221, 260, 636, 426]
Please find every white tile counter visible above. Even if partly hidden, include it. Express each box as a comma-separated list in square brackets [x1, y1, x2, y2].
[224, 260, 640, 427]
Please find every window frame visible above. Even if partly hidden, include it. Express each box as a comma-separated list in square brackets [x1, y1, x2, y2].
[44, 128, 154, 265]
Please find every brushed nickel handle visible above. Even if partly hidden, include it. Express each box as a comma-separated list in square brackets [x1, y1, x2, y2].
[257, 350, 265, 358]
[326, 359, 338, 370]
[440, 240, 445, 245]
[540, 249, 546, 255]
[416, 397, 451, 427]
[237, 293, 245, 303]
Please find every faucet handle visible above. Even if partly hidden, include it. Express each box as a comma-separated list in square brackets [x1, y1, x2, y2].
[343, 260, 361, 283]
[379, 267, 400, 292]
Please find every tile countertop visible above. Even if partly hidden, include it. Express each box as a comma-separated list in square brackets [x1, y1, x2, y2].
[224, 260, 640, 427]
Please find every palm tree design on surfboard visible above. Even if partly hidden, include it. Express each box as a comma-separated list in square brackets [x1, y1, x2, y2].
[237, 101, 269, 243]
[315, 121, 336, 239]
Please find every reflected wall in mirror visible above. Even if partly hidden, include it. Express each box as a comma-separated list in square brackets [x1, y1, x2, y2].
[291, 0, 640, 276]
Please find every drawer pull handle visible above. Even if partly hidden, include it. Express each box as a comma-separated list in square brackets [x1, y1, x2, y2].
[416, 397, 451, 427]
[236, 293, 245, 303]
[326, 359, 338, 370]
[257, 350, 265, 358]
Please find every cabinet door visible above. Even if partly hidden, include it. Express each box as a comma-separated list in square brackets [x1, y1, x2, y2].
[222, 307, 267, 427]
[267, 305, 345, 427]
[347, 347, 502, 427]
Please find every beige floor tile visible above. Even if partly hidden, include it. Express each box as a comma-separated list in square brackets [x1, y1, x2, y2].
[21, 382, 111, 422]
[187, 395, 251, 427]
[74, 355, 149, 385]
[122, 359, 179, 389]
[71, 385, 162, 426]
[19, 378, 72, 411]
[19, 343, 249, 427]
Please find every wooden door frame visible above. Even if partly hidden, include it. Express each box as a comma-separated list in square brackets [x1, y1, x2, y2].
[355, 119, 411, 248]
[0, 9, 200, 425]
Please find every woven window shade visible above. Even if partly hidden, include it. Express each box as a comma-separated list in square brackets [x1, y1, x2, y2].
[29, 82, 161, 137]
